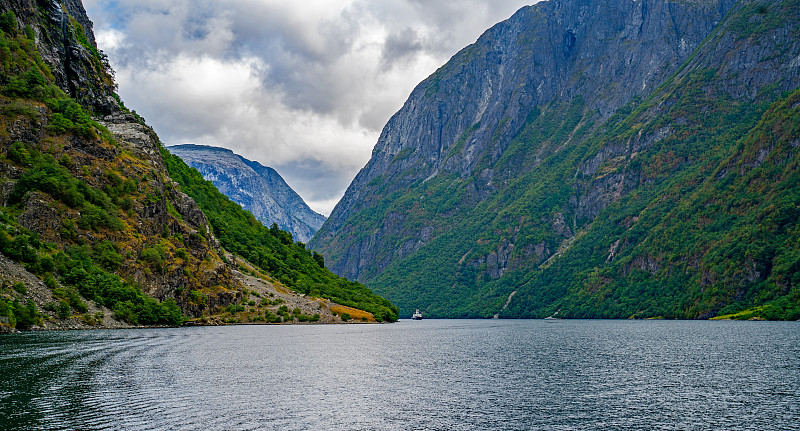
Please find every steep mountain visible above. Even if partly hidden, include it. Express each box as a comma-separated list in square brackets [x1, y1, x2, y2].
[0, 0, 395, 331]
[310, 0, 800, 319]
[167, 144, 326, 243]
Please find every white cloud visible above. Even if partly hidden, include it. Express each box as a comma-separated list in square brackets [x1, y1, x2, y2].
[85, 0, 534, 215]
[94, 27, 125, 51]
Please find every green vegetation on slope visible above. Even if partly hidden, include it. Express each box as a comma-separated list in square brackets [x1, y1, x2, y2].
[363, 98, 599, 318]
[0, 149, 183, 327]
[161, 148, 399, 322]
[339, 0, 800, 320]
[506, 86, 800, 320]
[0, 12, 183, 329]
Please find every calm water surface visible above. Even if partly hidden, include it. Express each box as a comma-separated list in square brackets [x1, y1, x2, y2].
[1, 319, 799, 430]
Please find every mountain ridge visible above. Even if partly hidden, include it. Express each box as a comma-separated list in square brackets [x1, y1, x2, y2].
[310, 0, 800, 319]
[312, 0, 738, 280]
[167, 144, 325, 243]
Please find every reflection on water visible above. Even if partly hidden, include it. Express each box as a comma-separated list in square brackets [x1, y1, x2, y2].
[1, 320, 799, 430]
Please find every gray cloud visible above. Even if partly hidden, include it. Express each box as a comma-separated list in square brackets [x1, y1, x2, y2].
[380, 27, 424, 70]
[84, 0, 534, 215]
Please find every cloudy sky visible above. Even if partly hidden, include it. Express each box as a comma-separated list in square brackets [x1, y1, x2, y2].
[83, 0, 534, 215]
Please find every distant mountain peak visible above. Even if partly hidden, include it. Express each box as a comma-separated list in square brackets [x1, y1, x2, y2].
[168, 145, 325, 243]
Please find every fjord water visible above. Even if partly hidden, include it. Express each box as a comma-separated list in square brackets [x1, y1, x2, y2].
[1, 320, 798, 430]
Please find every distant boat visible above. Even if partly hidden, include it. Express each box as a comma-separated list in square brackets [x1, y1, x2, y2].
[412, 309, 423, 320]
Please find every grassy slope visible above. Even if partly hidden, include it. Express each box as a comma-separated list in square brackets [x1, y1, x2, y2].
[508, 87, 800, 320]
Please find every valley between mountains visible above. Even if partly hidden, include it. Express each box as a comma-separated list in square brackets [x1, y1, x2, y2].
[1, 0, 799, 331]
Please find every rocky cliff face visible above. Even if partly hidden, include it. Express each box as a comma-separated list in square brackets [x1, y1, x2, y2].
[313, 0, 736, 280]
[311, 0, 800, 319]
[168, 145, 325, 243]
[3, 0, 117, 113]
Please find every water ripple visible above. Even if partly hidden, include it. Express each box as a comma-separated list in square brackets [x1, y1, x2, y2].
[1, 321, 799, 430]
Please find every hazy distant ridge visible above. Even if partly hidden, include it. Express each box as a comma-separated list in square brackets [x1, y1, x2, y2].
[168, 144, 325, 243]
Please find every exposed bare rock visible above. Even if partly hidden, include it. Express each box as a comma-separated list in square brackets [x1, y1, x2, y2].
[18, 192, 61, 242]
[312, 0, 738, 282]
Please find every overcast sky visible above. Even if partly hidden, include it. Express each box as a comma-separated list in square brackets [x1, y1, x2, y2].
[83, 0, 534, 216]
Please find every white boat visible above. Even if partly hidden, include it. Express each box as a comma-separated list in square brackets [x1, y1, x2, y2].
[412, 309, 423, 320]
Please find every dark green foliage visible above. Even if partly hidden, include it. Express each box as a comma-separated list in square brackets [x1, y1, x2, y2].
[8, 146, 124, 232]
[10, 153, 85, 206]
[111, 298, 182, 326]
[161, 147, 398, 321]
[92, 241, 122, 270]
[312, 251, 325, 268]
[53, 286, 87, 314]
[7, 141, 33, 166]
[46, 98, 98, 139]
[0, 11, 17, 33]
[56, 300, 70, 319]
[42, 272, 57, 288]
[226, 303, 245, 314]
[2, 68, 47, 100]
[139, 244, 165, 267]
[188, 290, 206, 305]
[43, 245, 184, 325]
[10, 299, 39, 329]
[0, 18, 49, 84]
[12, 281, 26, 295]
[0, 298, 16, 327]
[727, 0, 800, 39]
[0, 227, 39, 266]
[60, 219, 77, 240]
[297, 313, 320, 322]
[263, 310, 282, 323]
[77, 203, 123, 231]
[0, 26, 113, 142]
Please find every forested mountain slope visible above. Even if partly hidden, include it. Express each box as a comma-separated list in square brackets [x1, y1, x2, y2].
[310, 0, 800, 320]
[0, 0, 395, 331]
[162, 150, 397, 322]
